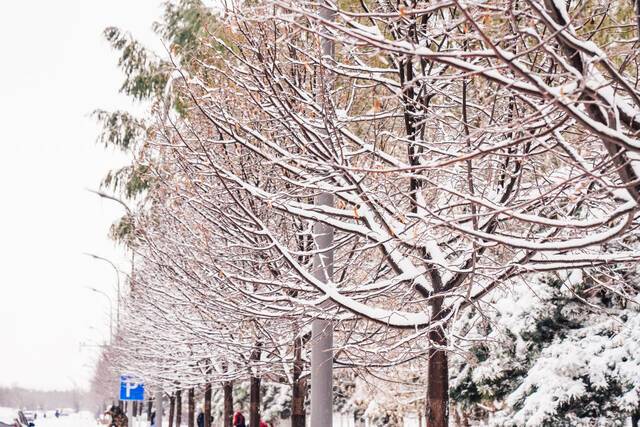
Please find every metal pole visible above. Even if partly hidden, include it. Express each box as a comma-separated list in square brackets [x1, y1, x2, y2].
[128, 401, 135, 426]
[310, 1, 336, 426]
[156, 387, 163, 427]
[311, 313, 334, 427]
[84, 253, 121, 333]
[86, 287, 114, 344]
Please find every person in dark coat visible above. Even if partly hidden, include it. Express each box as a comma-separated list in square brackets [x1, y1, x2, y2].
[105, 405, 128, 427]
[197, 411, 205, 427]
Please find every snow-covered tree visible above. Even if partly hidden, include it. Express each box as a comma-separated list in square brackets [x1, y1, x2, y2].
[150, 0, 640, 424]
[95, 0, 640, 426]
[451, 261, 640, 425]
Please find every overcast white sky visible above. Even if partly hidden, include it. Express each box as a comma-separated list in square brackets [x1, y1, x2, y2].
[0, 1, 166, 391]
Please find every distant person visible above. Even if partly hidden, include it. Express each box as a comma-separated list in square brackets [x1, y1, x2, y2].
[55, 409, 60, 418]
[105, 405, 128, 427]
[259, 420, 269, 427]
[232, 409, 246, 427]
[197, 410, 205, 427]
[149, 411, 156, 427]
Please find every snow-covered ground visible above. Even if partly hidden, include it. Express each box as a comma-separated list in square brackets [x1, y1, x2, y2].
[30, 412, 424, 427]
[0, 408, 100, 427]
[0, 407, 429, 427]
[30, 412, 100, 427]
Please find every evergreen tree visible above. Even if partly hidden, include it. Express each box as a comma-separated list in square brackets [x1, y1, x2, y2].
[451, 264, 640, 426]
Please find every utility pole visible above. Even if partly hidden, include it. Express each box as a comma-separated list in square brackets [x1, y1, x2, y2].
[155, 387, 163, 427]
[310, 2, 336, 426]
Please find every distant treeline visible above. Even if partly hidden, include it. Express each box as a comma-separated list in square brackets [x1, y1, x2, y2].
[0, 386, 89, 410]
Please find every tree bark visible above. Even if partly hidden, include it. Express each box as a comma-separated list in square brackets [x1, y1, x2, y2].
[147, 399, 153, 421]
[188, 388, 195, 427]
[291, 336, 307, 427]
[168, 394, 176, 427]
[396, 10, 448, 424]
[250, 376, 261, 427]
[426, 299, 448, 427]
[223, 381, 233, 427]
[249, 342, 263, 427]
[176, 389, 182, 427]
[204, 383, 212, 427]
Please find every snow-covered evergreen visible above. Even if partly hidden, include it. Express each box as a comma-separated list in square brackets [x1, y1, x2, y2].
[452, 268, 640, 426]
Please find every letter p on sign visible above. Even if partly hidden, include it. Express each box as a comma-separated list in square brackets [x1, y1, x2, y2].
[126, 380, 139, 398]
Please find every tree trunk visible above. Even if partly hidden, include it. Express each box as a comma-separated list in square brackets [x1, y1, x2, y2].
[250, 375, 261, 427]
[223, 381, 233, 427]
[188, 388, 195, 427]
[147, 399, 153, 421]
[292, 336, 306, 427]
[168, 394, 176, 427]
[249, 342, 263, 427]
[426, 299, 449, 427]
[204, 383, 212, 427]
[176, 389, 182, 427]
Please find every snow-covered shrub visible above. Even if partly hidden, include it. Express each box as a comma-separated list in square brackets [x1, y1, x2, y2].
[451, 269, 640, 426]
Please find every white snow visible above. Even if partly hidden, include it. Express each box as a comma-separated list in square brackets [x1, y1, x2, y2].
[0, 409, 100, 427]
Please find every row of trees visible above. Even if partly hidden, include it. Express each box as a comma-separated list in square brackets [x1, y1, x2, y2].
[90, 0, 640, 425]
[0, 387, 84, 412]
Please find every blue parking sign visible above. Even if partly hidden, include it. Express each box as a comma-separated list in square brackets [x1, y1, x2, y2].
[120, 375, 144, 401]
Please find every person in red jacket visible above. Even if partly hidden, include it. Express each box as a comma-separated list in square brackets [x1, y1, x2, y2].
[232, 410, 246, 427]
[259, 420, 269, 427]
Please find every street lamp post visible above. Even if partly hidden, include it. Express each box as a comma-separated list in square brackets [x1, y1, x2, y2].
[87, 190, 134, 414]
[86, 286, 114, 344]
[85, 253, 121, 333]
[87, 188, 135, 329]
